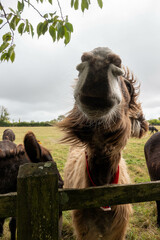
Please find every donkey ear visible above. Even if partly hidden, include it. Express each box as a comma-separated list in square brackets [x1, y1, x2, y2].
[24, 131, 41, 163]
[130, 114, 148, 138]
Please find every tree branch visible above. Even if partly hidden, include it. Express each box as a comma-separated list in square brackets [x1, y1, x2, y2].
[23, 0, 46, 19]
[56, 0, 64, 21]
[0, 21, 7, 30]
[0, 3, 14, 45]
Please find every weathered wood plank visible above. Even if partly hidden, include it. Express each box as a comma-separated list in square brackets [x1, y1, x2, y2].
[17, 162, 59, 240]
[0, 192, 17, 218]
[1, 180, 160, 219]
[59, 180, 160, 211]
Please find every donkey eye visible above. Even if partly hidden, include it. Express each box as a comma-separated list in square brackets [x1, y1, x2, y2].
[125, 80, 133, 96]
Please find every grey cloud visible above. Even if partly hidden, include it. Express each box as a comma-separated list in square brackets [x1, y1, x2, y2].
[1, 0, 160, 121]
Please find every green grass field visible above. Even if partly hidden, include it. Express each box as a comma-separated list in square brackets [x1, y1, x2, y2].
[0, 126, 160, 240]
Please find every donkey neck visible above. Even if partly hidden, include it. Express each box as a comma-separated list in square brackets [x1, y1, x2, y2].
[86, 140, 121, 186]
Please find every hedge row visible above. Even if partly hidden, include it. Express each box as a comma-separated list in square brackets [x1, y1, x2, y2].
[0, 121, 55, 127]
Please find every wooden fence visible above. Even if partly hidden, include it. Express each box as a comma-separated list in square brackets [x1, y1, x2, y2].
[1, 161, 160, 239]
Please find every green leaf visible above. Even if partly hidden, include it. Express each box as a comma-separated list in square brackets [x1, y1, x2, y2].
[10, 50, 15, 62]
[97, 0, 103, 8]
[53, 15, 59, 22]
[65, 15, 68, 22]
[71, 0, 74, 7]
[9, 8, 16, 14]
[16, 16, 20, 25]
[18, 22, 25, 35]
[42, 20, 48, 35]
[0, 19, 3, 25]
[64, 29, 71, 45]
[10, 17, 16, 30]
[74, 0, 79, 10]
[81, 2, 85, 12]
[48, 0, 52, 4]
[0, 42, 9, 53]
[7, 13, 12, 20]
[0, 3, 3, 11]
[43, 13, 48, 18]
[57, 22, 65, 40]
[1, 53, 8, 61]
[81, 0, 86, 12]
[49, 13, 55, 18]
[24, 19, 30, 33]
[49, 25, 56, 42]
[65, 22, 73, 32]
[30, 24, 34, 37]
[37, 22, 43, 37]
[17, 1, 24, 12]
[57, 21, 62, 31]
[51, 15, 59, 26]
[2, 32, 12, 42]
[8, 45, 14, 55]
[10, 16, 20, 30]
[81, 0, 89, 11]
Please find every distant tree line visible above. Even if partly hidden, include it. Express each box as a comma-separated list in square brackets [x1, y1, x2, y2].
[0, 105, 65, 127]
[1, 105, 160, 127]
[148, 118, 160, 126]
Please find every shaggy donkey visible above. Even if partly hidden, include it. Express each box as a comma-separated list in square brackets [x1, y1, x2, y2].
[144, 132, 160, 227]
[2, 129, 16, 142]
[0, 131, 63, 240]
[59, 47, 148, 240]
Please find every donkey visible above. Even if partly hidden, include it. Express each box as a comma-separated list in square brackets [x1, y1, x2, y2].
[59, 47, 148, 240]
[149, 125, 158, 134]
[2, 129, 16, 142]
[0, 131, 63, 240]
[144, 132, 160, 227]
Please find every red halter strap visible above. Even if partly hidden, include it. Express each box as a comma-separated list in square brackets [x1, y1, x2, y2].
[85, 151, 119, 211]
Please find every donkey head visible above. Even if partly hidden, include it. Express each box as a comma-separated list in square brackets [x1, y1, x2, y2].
[24, 132, 64, 188]
[74, 47, 124, 119]
[2, 129, 15, 142]
[74, 47, 148, 138]
[24, 131, 53, 163]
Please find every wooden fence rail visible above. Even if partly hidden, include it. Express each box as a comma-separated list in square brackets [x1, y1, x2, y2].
[0, 162, 160, 239]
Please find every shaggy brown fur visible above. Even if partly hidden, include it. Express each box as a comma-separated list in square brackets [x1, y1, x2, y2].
[59, 47, 148, 240]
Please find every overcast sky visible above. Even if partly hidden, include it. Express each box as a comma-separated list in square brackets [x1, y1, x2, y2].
[0, 0, 160, 122]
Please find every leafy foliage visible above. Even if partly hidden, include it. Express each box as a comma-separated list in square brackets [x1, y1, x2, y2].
[0, 0, 103, 62]
[148, 119, 160, 125]
[0, 106, 10, 122]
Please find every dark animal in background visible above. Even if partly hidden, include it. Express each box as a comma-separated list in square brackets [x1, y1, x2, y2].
[144, 132, 160, 227]
[59, 47, 148, 240]
[149, 125, 158, 134]
[2, 129, 15, 142]
[0, 131, 63, 240]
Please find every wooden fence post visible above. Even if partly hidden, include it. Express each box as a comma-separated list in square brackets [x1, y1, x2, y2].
[17, 162, 59, 240]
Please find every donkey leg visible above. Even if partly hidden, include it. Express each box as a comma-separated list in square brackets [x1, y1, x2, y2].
[9, 217, 16, 240]
[156, 201, 160, 227]
[0, 218, 5, 237]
